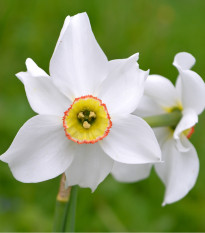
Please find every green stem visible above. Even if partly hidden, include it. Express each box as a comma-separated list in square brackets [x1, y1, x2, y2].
[65, 185, 78, 232]
[143, 111, 182, 128]
[53, 199, 69, 232]
[53, 175, 78, 232]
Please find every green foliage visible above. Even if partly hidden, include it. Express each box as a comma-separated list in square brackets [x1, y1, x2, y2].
[0, 0, 205, 231]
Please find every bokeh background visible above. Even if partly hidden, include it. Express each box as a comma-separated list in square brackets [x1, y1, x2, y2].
[0, 0, 205, 231]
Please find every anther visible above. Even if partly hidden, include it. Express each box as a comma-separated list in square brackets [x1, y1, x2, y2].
[89, 111, 96, 119]
[78, 112, 84, 119]
[83, 121, 91, 129]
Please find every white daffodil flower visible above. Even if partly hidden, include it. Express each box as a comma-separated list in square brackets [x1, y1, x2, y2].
[112, 52, 205, 204]
[0, 13, 161, 191]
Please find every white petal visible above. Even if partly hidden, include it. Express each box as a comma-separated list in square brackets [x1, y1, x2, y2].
[173, 52, 205, 114]
[175, 136, 190, 153]
[153, 127, 172, 147]
[50, 12, 108, 99]
[134, 95, 164, 117]
[112, 162, 152, 183]
[65, 143, 113, 191]
[0, 115, 74, 182]
[144, 75, 179, 108]
[173, 52, 196, 70]
[155, 137, 199, 205]
[97, 53, 148, 116]
[16, 58, 70, 116]
[175, 76, 182, 103]
[176, 69, 205, 115]
[25, 58, 49, 77]
[174, 109, 198, 152]
[53, 16, 71, 57]
[100, 114, 161, 164]
[174, 108, 198, 140]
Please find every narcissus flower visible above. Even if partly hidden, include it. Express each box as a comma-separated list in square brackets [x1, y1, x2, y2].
[112, 52, 205, 204]
[0, 13, 161, 191]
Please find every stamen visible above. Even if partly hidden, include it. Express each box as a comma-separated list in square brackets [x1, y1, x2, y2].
[83, 121, 91, 129]
[78, 112, 84, 119]
[89, 111, 96, 119]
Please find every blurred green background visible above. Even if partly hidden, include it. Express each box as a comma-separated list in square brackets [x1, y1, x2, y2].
[0, 0, 205, 231]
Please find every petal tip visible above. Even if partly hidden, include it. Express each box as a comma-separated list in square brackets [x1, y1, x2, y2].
[0, 154, 8, 163]
[15, 71, 24, 81]
[25, 58, 38, 73]
[64, 15, 71, 21]
[72, 12, 89, 21]
[91, 186, 96, 193]
[128, 53, 139, 62]
[173, 52, 196, 70]
[25, 58, 34, 67]
[156, 159, 164, 164]
[144, 69, 150, 79]
[162, 201, 166, 207]
[133, 52, 139, 61]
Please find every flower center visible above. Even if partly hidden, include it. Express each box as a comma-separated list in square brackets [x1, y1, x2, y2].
[63, 95, 112, 144]
[183, 126, 195, 139]
[164, 104, 183, 113]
